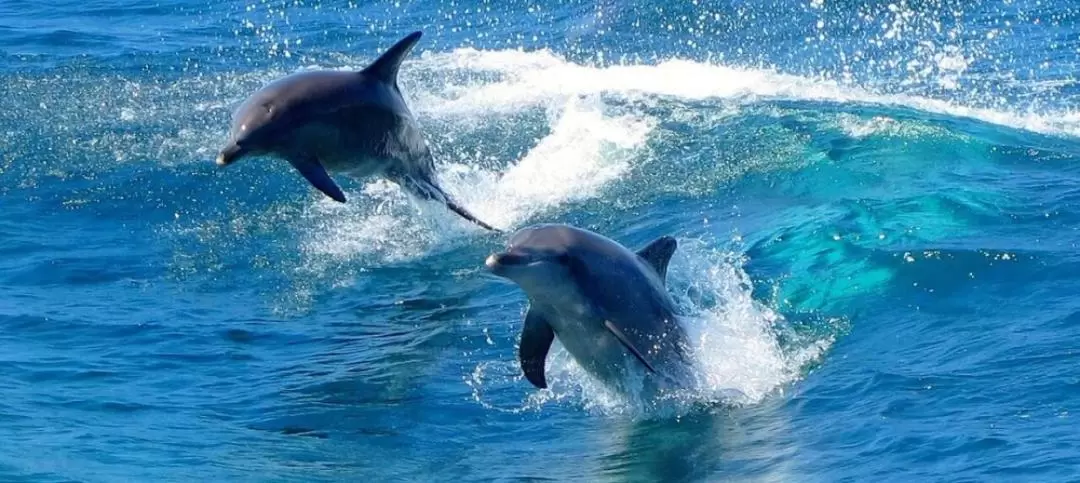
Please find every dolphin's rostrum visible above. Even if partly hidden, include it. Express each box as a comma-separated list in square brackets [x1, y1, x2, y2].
[217, 31, 500, 232]
[485, 223, 698, 395]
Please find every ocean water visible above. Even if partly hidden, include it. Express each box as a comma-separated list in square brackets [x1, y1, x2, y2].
[2, 0, 1080, 480]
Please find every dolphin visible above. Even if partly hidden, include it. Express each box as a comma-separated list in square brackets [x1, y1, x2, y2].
[215, 30, 500, 232]
[484, 223, 698, 395]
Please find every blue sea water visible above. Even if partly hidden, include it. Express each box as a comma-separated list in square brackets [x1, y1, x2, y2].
[3, 0, 1080, 480]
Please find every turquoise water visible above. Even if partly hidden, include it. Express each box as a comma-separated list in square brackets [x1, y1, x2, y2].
[3, 0, 1080, 480]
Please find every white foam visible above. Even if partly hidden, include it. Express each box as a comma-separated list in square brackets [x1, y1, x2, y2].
[409, 47, 1080, 137]
[834, 113, 951, 139]
[672, 241, 833, 404]
[439, 95, 653, 228]
[293, 47, 1080, 263]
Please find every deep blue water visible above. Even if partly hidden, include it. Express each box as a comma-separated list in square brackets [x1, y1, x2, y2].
[3, 0, 1080, 480]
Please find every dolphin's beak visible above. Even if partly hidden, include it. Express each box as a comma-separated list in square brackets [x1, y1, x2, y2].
[216, 143, 247, 166]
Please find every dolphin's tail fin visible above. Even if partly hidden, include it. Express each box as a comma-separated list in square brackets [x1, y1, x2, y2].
[398, 174, 502, 233]
[443, 198, 503, 233]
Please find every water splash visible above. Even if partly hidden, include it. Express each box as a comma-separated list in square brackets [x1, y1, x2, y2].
[407, 48, 1080, 137]
[467, 236, 834, 419]
[292, 45, 1080, 266]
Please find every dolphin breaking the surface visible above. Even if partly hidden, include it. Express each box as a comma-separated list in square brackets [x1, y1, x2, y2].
[485, 223, 699, 396]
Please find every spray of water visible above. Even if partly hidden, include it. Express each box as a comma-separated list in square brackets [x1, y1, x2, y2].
[466, 235, 835, 419]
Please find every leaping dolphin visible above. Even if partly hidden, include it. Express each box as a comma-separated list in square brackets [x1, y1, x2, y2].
[484, 223, 699, 395]
[216, 31, 500, 232]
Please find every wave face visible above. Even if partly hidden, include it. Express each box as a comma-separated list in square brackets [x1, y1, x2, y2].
[2, 0, 1080, 481]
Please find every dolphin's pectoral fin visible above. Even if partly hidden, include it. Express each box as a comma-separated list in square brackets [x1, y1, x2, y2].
[519, 309, 555, 389]
[288, 156, 346, 203]
[603, 320, 657, 374]
[636, 236, 678, 282]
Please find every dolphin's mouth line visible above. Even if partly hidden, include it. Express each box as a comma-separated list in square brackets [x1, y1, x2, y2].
[485, 252, 541, 270]
[497, 253, 531, 265]
[216, 142, 248, 166]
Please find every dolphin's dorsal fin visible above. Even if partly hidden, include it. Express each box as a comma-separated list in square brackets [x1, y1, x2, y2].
[519, 307, 555, 389]
[636, 236, 677, 283]
[361, 31, 423, 87]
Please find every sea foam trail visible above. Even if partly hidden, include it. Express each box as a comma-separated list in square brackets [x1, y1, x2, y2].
[409, 47, 1080, 138]
[296, 93, 651, 264]
[301, 46, 1080, 265]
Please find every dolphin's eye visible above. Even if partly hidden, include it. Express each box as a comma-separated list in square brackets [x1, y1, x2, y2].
[555, 254, 572, 265]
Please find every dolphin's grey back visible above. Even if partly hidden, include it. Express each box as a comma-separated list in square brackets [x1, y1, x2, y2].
[570, 230, 686, 340]
[267, 30, 421, 119]
[235, 29, 427, 175]
[277, 78, 434, 176]
[533, 226, 676, 311]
